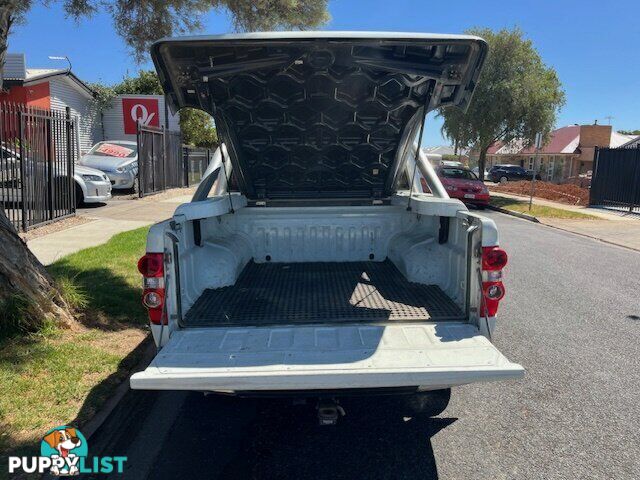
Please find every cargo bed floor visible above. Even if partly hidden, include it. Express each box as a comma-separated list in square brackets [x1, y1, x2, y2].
[183, 260, 464, 327]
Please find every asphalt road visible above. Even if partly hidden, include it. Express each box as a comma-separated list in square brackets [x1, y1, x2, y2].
[88, 211, 640, 479]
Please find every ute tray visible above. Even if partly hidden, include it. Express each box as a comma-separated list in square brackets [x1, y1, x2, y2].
[183, 260, 464, 327]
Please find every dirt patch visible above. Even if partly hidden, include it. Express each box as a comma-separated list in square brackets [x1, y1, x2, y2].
[19, 215, 94, 242]
[489, 181, 589, 206]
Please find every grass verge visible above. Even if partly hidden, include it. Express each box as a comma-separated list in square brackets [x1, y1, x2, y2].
[0, 227, 150, 472]
[490, 195, 598, 220]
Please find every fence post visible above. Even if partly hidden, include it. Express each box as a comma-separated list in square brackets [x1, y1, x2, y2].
[65, 107, 75, 211]
[46, 116, 54, 221]
[18, 111, 27, 231]
[183, 146, 190, 187]
[137, 121, 143, 197]
[589, 146, 599, 206]
[162, 126, 167, 191]
[631, 148, 640, 213]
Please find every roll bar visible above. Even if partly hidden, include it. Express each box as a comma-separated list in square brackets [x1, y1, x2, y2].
[408, 146, 449, 199]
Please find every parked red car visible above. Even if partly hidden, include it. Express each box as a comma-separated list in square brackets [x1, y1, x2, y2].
[435, 166, 490, 208]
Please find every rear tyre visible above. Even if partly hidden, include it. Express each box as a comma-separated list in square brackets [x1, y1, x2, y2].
[499, 176, 508, 184]
[402, 388, 451, 417]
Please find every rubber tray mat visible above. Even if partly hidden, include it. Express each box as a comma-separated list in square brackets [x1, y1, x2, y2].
[183, 260, 464, 326]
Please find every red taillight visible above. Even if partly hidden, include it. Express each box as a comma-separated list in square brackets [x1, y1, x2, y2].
[137, 253, 164, 277]
[482, 247, 508, 271]
[481, 246, 508, 317]
[138, 253, 166, 325]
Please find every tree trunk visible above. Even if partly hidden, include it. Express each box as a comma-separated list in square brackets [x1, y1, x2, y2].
[0, 3, 74, 335]
[0, 1, 14, 89]
[0, 214, 74, 331]
[478, 145, 490, 182]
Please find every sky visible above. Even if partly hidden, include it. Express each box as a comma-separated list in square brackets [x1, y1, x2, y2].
[7, 0, 640, 146]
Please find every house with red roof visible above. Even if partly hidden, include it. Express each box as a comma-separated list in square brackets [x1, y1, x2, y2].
[485, 124, 637, 182]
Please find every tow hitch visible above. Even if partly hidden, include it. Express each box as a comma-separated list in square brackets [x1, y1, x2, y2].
[317, 399, 345, 425]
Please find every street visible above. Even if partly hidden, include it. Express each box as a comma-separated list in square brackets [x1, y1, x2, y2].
[89, 211, 640, 479]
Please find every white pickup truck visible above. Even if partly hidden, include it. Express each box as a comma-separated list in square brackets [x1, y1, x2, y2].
[130, 32, 523, 420]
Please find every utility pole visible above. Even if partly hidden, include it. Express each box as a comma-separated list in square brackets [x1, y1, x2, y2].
[529, 133, 543, 211]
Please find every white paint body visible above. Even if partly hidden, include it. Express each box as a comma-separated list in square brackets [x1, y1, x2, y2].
[131, 190, 523, 393]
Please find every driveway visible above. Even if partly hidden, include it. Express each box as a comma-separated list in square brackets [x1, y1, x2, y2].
[88, 211, 640, 479]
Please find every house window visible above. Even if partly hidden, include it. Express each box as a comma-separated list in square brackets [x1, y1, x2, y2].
[528, 157, 534, 170]
[547, 157, 555, 181]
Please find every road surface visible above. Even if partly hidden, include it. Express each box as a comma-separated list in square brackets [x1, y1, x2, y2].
[88, 211, 640, 479]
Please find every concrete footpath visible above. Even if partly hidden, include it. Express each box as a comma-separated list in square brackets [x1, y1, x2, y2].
[491, 191, 640, 251]
[28, 188, 195, 265]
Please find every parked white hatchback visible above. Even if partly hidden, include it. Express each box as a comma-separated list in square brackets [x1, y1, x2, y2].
[80, 141, 138, 191]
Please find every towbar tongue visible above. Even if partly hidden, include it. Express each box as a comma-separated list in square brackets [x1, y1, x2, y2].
[317, 399, 346, 426]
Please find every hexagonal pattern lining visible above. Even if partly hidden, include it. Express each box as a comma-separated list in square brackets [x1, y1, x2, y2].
[157, 39, 481, 199]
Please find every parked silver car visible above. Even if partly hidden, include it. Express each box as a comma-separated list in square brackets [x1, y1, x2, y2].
[79, 141, 138, 190]
[75, 164, 112, 205]
[0, 145, 111, 206]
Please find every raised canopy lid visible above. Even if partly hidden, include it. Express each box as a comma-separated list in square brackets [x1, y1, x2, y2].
[152, 32, 487, 200]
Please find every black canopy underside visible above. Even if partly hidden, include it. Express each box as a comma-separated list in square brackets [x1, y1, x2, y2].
[152, 35, 487, 200]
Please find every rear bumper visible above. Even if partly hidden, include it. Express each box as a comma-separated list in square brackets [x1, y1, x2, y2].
[450, 192, 490, 205]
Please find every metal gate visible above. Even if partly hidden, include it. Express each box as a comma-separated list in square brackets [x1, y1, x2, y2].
[0, 102, 76, 231]
[590, 146, 640, 213]
[137, 123, 213, 197]
[137, 124, 184, 197]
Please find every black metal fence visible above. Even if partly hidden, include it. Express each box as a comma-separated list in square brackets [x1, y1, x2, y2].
[0, 102, 76, 231]
[137, 123, 212, 197]
[183, 146, 212, 186]
[590, 146, 640, 213]
[137, 125, 183, 197]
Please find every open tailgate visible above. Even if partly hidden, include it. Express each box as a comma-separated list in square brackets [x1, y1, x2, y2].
[131, 323, 523, 391]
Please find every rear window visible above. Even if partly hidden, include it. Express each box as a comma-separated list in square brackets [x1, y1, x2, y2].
[440, 168, 478, 180]
[89, 142, 137, 158]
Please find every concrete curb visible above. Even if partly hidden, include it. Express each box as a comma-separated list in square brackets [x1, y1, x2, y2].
[80, 338, 155, 440]
[486, 204, 540, 223]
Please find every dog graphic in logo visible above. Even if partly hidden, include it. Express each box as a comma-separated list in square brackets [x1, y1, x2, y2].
[41, 426, 88, 476]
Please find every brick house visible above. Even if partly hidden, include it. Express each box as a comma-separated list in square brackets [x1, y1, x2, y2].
[485, 124, 637, 182]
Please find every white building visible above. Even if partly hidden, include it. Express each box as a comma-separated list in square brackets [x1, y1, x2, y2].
[2, 53, 180, 155]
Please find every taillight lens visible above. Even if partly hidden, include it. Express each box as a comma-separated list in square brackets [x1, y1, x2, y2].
[143, 290, 164, 309]
[481, 246, 508, 317]
[482, 247, 508, 271]
[138, 253, 164, 277]
[138, 253, 166, 325]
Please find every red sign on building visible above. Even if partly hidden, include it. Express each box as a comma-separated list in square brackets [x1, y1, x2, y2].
[122, 98, 160, 134]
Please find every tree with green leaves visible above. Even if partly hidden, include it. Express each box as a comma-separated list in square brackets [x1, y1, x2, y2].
[438, 28, 565, 180]
[619, 129, 640, 136]
[0, 1, 330, 70]
[0, 0, 329, 336]
[180, 108, 218, 148]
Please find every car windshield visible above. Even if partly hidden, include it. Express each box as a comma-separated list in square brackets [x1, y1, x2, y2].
[440, 168, 478, 180]
[88, 142, 137, 158]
